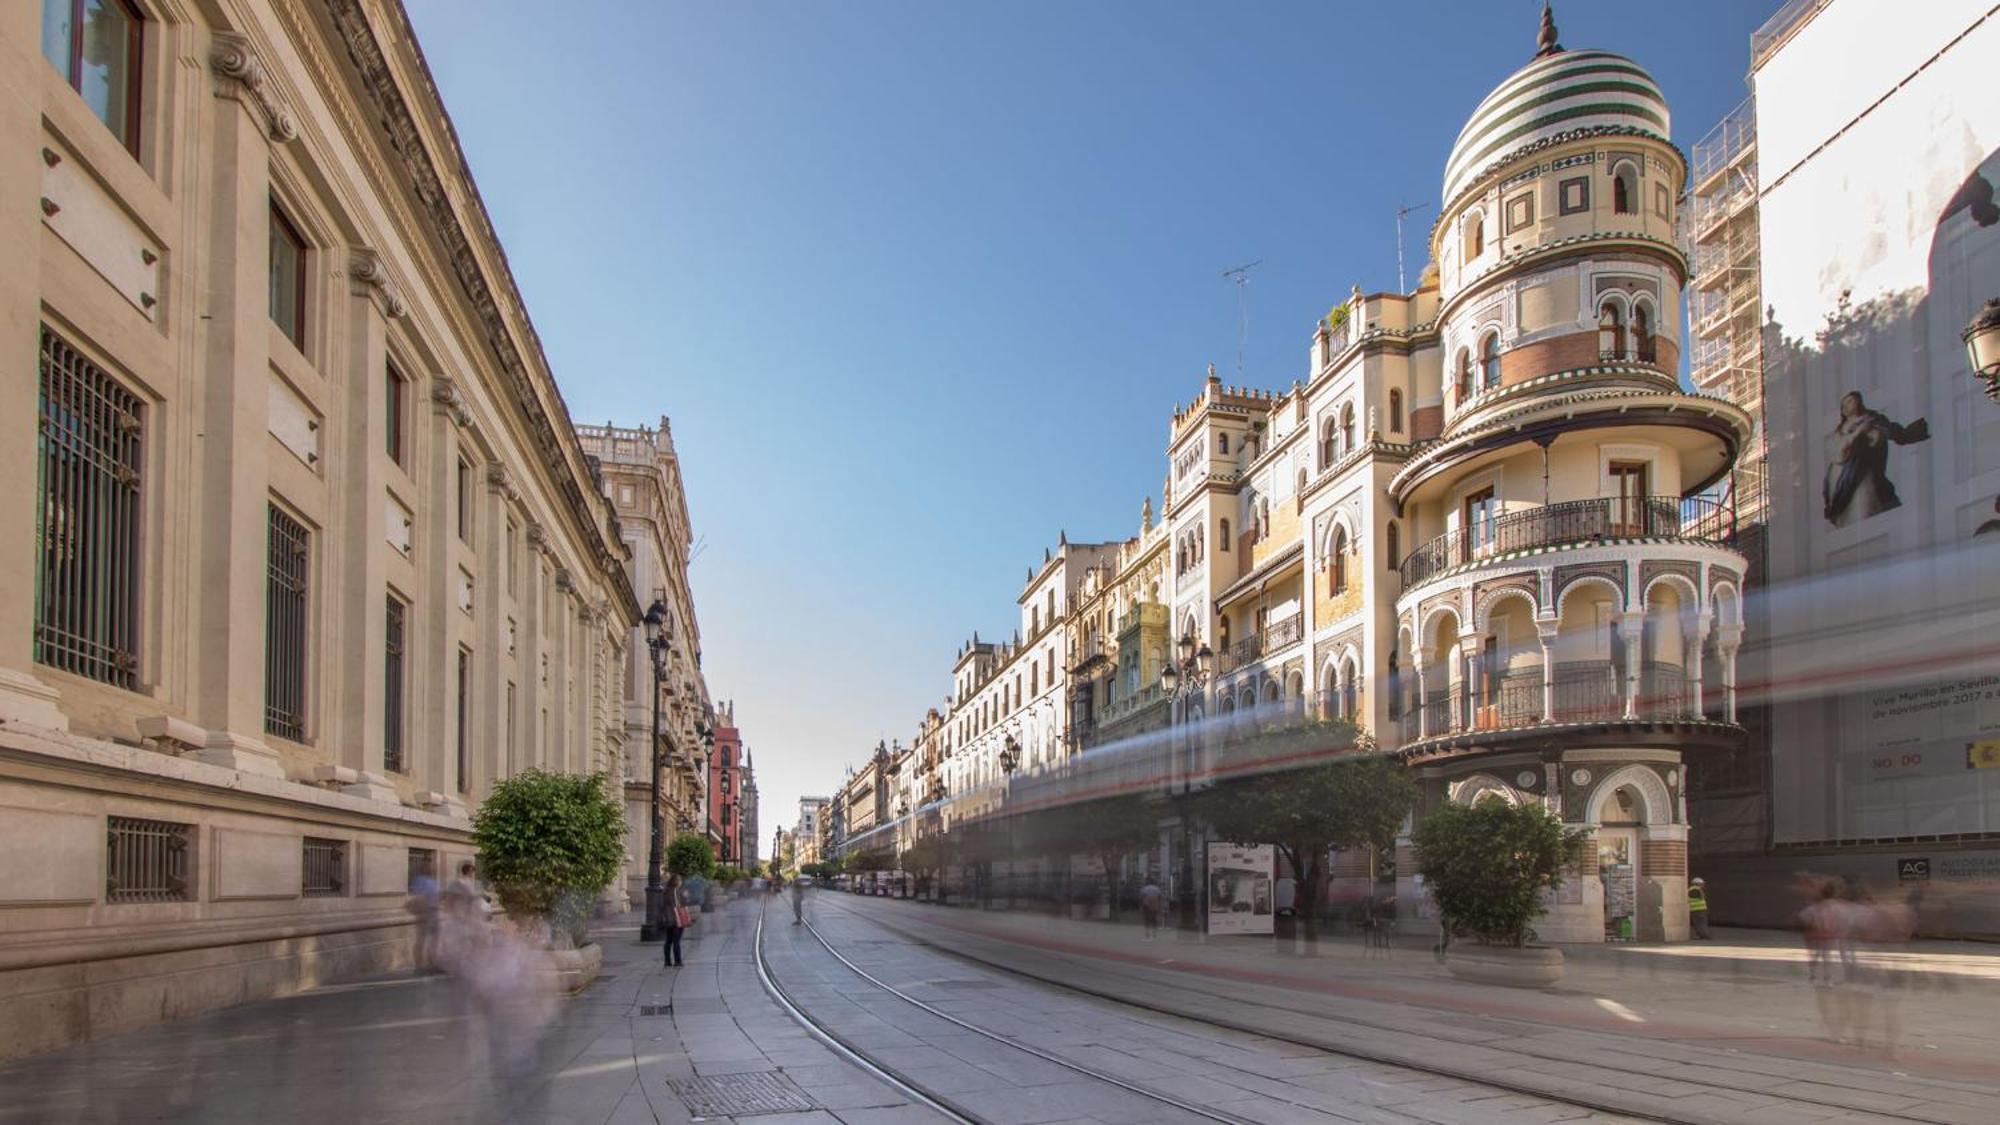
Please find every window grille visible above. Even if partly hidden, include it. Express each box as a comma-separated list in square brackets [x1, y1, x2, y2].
[302, 837, 346, 896]
[407, 847, 437, 891]
[384, 594, 406, 772]
[106, 816, 192, 903]
[35, 326, 144, 689]
[265, 504, 310, 741]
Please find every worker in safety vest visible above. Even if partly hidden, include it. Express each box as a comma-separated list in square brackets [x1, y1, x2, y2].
[1689, 877, 1711, 940]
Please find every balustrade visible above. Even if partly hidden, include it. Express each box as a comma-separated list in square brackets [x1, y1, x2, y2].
[1399, 494, 1734, 587]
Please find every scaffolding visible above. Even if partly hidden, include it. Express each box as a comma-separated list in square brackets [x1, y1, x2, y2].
[1686, 97, 1766, 526]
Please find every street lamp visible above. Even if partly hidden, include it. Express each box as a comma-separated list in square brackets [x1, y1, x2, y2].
[639, 598, 671, 942]
[1964, 298, 2000, 403]
[1161, 632, 1212, 931]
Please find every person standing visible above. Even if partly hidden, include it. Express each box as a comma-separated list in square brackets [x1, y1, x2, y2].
[406, 871, 441, 973]
[1689, 877, 1712, 940]
[791, 875, 806, 925]
[663, 873, 688, 968]
[1140, 879, 1163, 941]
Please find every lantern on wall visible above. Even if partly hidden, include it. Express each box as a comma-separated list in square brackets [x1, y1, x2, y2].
[1965, 298, 2000, 403]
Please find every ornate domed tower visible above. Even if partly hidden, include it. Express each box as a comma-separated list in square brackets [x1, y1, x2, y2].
[1392, 5, 1753, 943]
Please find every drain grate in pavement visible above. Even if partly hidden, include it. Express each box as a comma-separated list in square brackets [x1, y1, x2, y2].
[668, 1072, 815, 1117]
[637, 1003, 671, 1016]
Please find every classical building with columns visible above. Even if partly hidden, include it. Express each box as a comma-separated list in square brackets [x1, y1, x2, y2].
[1, 0, 641, 1056]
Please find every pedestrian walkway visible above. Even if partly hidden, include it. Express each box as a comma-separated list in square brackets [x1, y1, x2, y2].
[0, 899, 922, 1125]
[836, 895, 2000, 1123]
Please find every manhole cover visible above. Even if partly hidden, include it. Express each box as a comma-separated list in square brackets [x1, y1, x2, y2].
[638, 1004, 671, 1016]
[668, 1072, 815, 1117]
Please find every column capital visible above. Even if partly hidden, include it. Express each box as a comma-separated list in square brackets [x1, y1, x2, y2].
[346, 248, 406, 319]
[210, 32, 299, 144]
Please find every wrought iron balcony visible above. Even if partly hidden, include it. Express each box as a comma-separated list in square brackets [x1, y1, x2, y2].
[1399, 495, 1734, 588]
[1396, 661, 1701, 745]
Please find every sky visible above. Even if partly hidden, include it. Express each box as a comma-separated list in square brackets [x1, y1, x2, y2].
[401, 0, 1778, 844]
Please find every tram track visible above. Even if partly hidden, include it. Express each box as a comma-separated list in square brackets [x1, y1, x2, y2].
[814, 896, 1993, 1125]
[754, 897, 1255, 1124]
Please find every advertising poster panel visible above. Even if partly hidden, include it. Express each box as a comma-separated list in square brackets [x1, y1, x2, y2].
[1206, 842, 1274, 935]
[1755, 2, 2000, 846]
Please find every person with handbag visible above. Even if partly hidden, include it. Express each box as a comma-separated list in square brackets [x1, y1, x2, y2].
[663, 874, 692, 968]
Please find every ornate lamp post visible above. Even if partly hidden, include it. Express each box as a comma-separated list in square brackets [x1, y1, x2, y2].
[1160, 631, 1213, 931]
[639, 598, 671, 942]
[1965, 298, 2000, 403]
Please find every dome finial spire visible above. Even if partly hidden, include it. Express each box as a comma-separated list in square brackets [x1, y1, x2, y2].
[1535, 1, 1563, 58]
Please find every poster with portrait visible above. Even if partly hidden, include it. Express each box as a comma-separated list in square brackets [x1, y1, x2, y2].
[1205, 842, 1274, 935]
[1756, 4, 2000, 844]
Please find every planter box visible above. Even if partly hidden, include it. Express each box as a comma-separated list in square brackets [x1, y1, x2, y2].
[544, 943, 603, 994]
[1444, 944, 1564, 988]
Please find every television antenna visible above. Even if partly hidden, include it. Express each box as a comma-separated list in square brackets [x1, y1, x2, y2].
[1221, 260, 1262, 379]
[1395, 201, 1431, 294]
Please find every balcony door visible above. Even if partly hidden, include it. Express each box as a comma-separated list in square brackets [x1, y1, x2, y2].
[1462, 486, 1498, 562]
[1609, 461, 1649, 536]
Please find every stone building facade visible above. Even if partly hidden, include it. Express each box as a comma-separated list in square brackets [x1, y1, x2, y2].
[574, 419, 709, 908]
[1, 0, 643, 1057]
[841, 6, 1754, 945]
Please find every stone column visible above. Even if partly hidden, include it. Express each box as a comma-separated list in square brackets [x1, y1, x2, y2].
[1618, 612, 1645, 719]
[331, 250, 403, 802]
[1412, 646, 1432, 738]
[1537, 619, 1558, 722]
[476, 464, 512, 800]
[189, 39, 296, 778]
[1458, 630, 1483, 732]
[0, 0, 63, 728]
[1718, 626, 1743, 723]
[1687, 610, 1712, 716]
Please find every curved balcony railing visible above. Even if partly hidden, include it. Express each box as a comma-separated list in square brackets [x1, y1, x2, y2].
[1396, 661, 1700, 744]
[1399, 495, 1734, 587]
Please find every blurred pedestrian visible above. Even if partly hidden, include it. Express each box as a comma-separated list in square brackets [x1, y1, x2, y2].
[406, 871, 440, 972]
[791, 874, 805, 924]
[1688, 877, 1711, 940]
[663, 873, 688, 968]
[1140, 879, 1162, 940]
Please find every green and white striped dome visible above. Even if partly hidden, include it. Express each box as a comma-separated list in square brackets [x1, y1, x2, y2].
[1442, 47, 1670, 207]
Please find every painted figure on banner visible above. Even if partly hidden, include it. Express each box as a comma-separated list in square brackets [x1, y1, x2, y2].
[1822, 391, 1928, 526]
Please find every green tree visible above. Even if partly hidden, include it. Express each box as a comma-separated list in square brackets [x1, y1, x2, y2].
[471, 770, 624, 947]
[1036, 794, 1160, 921]
[1412, 797, 1587, 947]
[666, 832, 715, 880]
[1196, 752, 1415, 943]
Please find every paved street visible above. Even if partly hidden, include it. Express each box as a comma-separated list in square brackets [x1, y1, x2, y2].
[0, 901, 913, 1125]
[819, 894, 2000, 1124]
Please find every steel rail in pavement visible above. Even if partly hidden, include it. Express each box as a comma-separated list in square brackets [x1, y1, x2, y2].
[764, 897, 1252, 1125]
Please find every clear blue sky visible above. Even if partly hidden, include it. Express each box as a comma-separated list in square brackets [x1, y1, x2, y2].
[402, 0, 1777, 841]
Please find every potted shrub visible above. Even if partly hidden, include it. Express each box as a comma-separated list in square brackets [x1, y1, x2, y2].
[1412, 796, 1586, 988]
[471, 769, 625, 992]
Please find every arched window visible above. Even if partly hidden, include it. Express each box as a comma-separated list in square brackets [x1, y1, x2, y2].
[1386, 649, 1402, 719]
[1340, 403, 1355, 454]
[1330, 527, 1349, 595]
[1632, 302, 1655, 362]
[1319, 418, 1336, 469]
[1340, 659, 1358, 718]
[1599, 300, 1626, 359]
[1389, 389, 1403, 433]
[1217, 432, 1229, 454]
[1385, 521, 1399, 571]
[1456, 349, 1473, 401]
[1480, 333, 1501, 389]
[1464, 211, 1485, 260]
[1613, 163, 1638, 215]
[1219, 518, 1230, 550]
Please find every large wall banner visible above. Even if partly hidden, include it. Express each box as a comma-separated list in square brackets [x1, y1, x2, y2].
[1206, 842, 1275, 935]
[1755, 1, 2000, 844]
